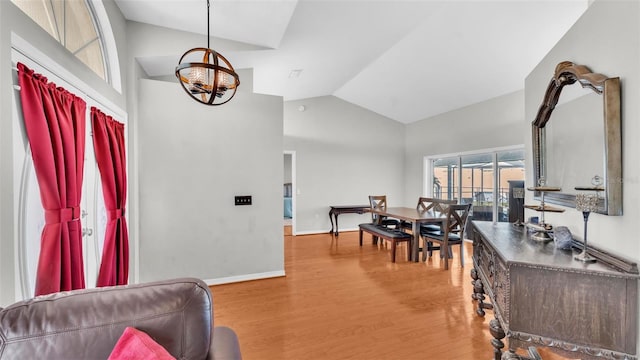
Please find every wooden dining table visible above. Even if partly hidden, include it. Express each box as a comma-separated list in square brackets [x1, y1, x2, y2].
[371, 207, 446, 262]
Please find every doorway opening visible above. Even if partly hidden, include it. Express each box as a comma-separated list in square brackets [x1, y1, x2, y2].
[284, 151, 296, 235]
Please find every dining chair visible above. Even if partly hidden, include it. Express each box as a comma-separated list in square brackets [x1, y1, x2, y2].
[420, 203, 472, 270]
[401, 197, 457, 232]
[417, 197, 457, 213]
[368, 195, 400, 229]
[364, 195, 401, 246]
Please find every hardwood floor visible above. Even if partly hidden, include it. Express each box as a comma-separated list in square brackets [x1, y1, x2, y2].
[209, 230, 535, 359]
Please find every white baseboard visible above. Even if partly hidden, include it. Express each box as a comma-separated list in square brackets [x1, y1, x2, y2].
[336, 227, 359, 233]
[204, 270, 286, 286]
[294, 229, 327, 235]
[294, 227, 359, 236]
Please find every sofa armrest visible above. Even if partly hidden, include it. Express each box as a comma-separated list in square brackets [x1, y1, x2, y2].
[208, 326, 242, 360]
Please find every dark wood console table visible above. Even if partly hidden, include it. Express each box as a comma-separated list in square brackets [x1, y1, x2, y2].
[328, 205, 369, 236]
[471, 221, 638, 360]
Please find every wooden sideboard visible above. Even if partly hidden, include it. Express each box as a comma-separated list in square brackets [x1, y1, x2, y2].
[471, 221, 639, 360]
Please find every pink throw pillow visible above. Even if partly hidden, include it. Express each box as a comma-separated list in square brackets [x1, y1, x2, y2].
[108, 327, 176, 360]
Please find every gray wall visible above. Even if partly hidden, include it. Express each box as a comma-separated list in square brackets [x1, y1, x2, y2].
[124, 20, 284, 283]
[124, 19, 261, 284]
[284, 96, 405, 234]
[525, 0, 640, 260]
[404, 90, 525, 205]
[137, 79, 284, 283]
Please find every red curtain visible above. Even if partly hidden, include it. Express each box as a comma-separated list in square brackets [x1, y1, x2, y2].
[17, 62, 86, 296]
[92, 108, 129, 286]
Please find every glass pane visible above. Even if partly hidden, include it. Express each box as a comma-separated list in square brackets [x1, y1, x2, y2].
[498, 149, 526, 223]
[11, 0, 107, 82]
[75, 40, 105, 80]
[51, 0, 65, 45]
[65, 0, 97, 53]
[433, 157, 459, 202]
[12, 0, 60, 42]
[462, 153, 494, 221]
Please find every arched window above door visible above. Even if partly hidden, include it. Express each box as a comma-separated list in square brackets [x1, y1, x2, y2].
[11, 0, 109, 83]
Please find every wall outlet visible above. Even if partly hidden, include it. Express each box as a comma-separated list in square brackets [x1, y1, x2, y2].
[235, 195, 252, 206]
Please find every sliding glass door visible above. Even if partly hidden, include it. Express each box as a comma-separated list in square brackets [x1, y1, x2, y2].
[462, 153, 495, 220]
[427, 148, 525, 223]
[498, 150, 526, 223]
[433, 157, 459, 202]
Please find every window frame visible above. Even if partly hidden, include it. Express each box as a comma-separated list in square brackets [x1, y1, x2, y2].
[424, 145, 525, 223]
[9, 0, 117, 90]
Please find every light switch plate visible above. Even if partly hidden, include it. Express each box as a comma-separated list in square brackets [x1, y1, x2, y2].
[235, 195, 252, 206]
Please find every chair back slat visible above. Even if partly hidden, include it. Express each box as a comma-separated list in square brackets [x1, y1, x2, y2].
[369, 195, 388, 211]
[369, 195, 388, 223]
[444, 204, 472, 236]
[416, 197, 457, 213]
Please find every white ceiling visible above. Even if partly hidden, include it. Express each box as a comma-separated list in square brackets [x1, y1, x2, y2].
[114, 0, 589, 124]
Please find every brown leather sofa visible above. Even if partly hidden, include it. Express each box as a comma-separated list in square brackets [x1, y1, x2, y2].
[0, 278, 241, 359]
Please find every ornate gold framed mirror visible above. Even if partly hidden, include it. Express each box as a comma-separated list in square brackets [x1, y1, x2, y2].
[532, 61, 622, 215]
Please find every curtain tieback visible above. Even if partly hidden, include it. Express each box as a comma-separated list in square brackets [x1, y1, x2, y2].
[45, 206, 80, 224]
[108, 208, 125, 221]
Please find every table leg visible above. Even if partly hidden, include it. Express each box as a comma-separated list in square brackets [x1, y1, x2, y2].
[475, 278, 493, 316]
[411, 221, 420, 262]
[502, 350, 536, 360]
[329, 209, 336, 235]
[470, 268, 479, 300]
[334, 213, 340, 236]
[489, 317, 506, 360]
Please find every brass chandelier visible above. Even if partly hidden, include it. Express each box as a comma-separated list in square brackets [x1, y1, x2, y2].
[175, 0, 240, 105]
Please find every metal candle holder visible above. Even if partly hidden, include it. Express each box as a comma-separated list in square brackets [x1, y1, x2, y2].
[524, 177, 564, 241]
[574, 193, 599, 263]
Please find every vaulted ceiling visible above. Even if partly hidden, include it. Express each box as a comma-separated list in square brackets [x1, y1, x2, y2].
[115, 0, 589, 124]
